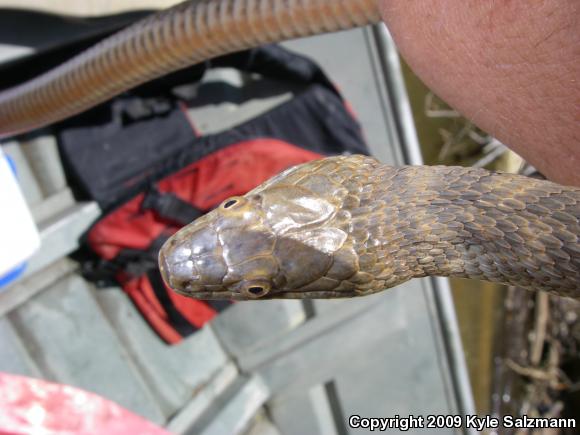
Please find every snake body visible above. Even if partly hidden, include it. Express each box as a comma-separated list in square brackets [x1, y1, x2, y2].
[0, 0, 380, 137]
[0, 2, 578, 299]
[159, 155, 580, 300]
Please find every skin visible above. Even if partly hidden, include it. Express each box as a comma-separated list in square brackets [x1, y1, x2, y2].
[379, 0, 580, 187]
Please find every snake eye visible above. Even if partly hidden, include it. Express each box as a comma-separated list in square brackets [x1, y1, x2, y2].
[240, 281, 271, 298]
[223, 199, 238, 209]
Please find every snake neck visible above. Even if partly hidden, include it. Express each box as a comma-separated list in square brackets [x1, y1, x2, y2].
[348, 164, 580, 298]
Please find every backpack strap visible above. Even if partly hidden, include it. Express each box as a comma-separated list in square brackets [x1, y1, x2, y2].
[211, 44, 338, 97]
[83, 234, 169, 283]
[205, 299, 232, 313]
[146, 268, 197, 337]
[141, 187, 203, 226]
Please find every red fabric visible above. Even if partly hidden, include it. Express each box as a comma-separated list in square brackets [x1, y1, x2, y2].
[122, 275, 183, 344]
[167, 289, 217, 329]
[0, 373, 169, 435]
[88, 139, 323, 260]
[86, 139, 323, 343]
[122, 275, 219, 345]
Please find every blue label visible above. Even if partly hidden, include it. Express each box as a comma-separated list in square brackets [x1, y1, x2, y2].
[0, 263, 27, 289]
[6, 153, 17, 176]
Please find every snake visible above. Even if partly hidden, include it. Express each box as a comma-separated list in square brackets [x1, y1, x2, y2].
[158, 155, 580, 301]
[0, 0, 380, 137]
[0, 1, 578, 299]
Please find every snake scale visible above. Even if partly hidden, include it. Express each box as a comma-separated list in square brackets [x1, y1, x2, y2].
[0, 1, 577, 299]
[159, 155, 580, 300]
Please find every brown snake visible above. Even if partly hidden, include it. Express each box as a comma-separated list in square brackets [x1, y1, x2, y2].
[0, 1, 577, 299]
[159, 155, 580, 301]
[0, 0, 380, 137]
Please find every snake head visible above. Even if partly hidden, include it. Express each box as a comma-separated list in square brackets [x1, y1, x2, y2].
[159, 158, 365, 300]
[158, 194, 276, 299]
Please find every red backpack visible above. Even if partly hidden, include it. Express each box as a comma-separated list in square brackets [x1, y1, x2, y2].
[59, 45, 368, 344]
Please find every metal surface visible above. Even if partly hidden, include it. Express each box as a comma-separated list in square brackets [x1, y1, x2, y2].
[287, 27, 404, 166]
[0, 258, 77, 317]
[166, 363, 239, 434]
[7, 273, 167, 421]
[18, 134, 67, 196]
[23, 201, 101, 279]
[0, 316, 41, 377]
[198, 376, 270, 435]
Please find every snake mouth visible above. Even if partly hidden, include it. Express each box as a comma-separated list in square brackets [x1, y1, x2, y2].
[158, 251, 173, 288]
[179, 289, 361, 300]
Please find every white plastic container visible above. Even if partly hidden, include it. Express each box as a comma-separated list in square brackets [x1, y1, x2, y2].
[0, 147, 40, 287]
